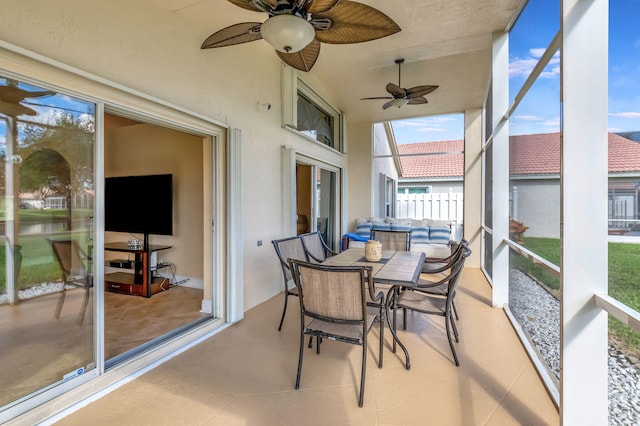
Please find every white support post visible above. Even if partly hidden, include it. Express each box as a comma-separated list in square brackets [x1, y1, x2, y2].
[561, 0, 609, 423]
[464, 108, 482, 268]
[491, 31, 510, 307]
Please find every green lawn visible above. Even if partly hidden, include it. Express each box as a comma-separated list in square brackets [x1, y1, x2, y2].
[514, 237, 640, 356]
[0, 209, 92, 293]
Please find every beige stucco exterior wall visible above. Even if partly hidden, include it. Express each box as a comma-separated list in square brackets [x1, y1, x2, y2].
[510, 179, 560, 239]
[0, 0, 347, 312]
[346, 122, 374, 231]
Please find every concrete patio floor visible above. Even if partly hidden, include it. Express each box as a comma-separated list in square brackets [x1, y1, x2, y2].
[54, 268, 559, 425]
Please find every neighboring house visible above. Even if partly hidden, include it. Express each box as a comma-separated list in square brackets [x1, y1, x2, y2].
[398, 133, 640, 238]
[396, 140, 464, 194]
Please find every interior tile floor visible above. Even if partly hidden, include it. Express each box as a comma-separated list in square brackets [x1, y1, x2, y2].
[55, 268, 559, 425]
[0, 285, 205, 407]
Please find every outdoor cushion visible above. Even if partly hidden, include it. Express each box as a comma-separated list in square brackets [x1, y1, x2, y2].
[429, 226, 451, 244]
[390, 223, 411, 232]
[410, 225, 430, 244]
[355, 222, 373, 238]
[372, 223, 391, 231]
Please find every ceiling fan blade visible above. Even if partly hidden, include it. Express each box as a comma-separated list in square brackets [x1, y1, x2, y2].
[386, 83, 405, 97]
[0, 86, 53, 103]
[360, 96, 393, 100]
[277, 39, 321, 71]
[405, 85, 439, 98]
[201, 22, 262, 49]
[227, 0, 274, 13]
[0, 102, 38, 117]
[312, 1, 401, 44]
[407, 97, 428, 105]
[305, 0, 339, 13]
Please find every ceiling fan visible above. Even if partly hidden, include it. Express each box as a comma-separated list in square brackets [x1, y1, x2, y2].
[0, 84, 52, 117]
[361, 58, 439, 110]
[201, 0, 400, 72]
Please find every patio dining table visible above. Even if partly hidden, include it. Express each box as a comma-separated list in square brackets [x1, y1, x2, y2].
[322, 247, 426, 370]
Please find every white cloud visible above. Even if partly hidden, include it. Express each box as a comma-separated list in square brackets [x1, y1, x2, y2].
[394, 116, 458, 128]
[609, 112, 640, 119]
[417, 127, 446, 133]
[510, 50, 560, 79]
[529, 48, 546, 58]
[513, 115, 543, 121]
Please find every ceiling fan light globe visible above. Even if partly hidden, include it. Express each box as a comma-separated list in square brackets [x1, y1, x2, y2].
[261, 14, 315, 53]
[391, 98, 409, 108]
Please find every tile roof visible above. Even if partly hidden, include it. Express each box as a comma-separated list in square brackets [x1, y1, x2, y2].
[397, 140, 464, 178]
[397, 133, 640, 178]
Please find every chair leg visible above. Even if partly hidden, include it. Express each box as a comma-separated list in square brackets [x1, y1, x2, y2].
[450, 314, 459, 342]
[278, 293, 289, 331]
[308, 336, 313, 348]
[378, 308, 384, 368]
[452, 299, 460, 321]
[77, 286, 91, 325]
[55, 287, 66, 319]
[445, 313, 460, 366]
[295, 332, 305, 389]
[359, 341, 367, 407]
[403, 307, 407, 330]
[392, 302, 397, 354]
[316, 337, 322, 354]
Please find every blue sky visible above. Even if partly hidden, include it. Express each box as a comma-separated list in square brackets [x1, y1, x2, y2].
[393, 0, 640, 143]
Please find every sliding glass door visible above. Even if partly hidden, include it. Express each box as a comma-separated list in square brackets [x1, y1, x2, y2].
[296, 161, 339, 250]
[0, 76, 96, 408]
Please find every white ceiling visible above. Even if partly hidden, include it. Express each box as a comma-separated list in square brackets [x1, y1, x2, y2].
[140, 0, 521, 124]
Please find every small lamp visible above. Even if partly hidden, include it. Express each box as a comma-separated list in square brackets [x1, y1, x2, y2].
[261, 14, 315, 53]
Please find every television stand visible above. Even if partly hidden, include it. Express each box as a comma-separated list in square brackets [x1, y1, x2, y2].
[104, 242, 172, 297]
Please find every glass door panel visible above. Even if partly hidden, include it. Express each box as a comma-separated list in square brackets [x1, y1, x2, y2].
[315, 167, 337, 250]
[0, 77, 96, 408]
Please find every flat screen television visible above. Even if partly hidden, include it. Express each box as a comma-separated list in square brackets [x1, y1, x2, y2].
[105, 174, 173, 242]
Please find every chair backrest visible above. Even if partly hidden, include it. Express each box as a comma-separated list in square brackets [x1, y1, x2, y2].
[48, 238, 88, 279]
[445, 245, 472, 297]
[272, 236, 308, 282]
[370, 229, 411, 251]
[300, 231, 332, 263]
[289, 259, 371, 322]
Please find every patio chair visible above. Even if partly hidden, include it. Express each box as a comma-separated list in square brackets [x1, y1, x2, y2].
[370, 229, 411, 251]
[48, 238, 93, 325]
[271, 236, 308, 331]
[422, 238, 469, 273]
[392, 245, 471, 366]
[420, 238, 470, 320]
[288, 259, 384, 407]
[300, 231, 337, 263]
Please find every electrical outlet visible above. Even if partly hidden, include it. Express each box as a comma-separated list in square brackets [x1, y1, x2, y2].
[257, 240, 262, 247]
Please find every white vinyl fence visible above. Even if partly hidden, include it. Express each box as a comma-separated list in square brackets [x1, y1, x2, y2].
[396, 193, 464, 224]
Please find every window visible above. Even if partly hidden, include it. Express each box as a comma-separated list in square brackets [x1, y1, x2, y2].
[282, 67, 343, 151]
[408, 187, 429, 194]
[297, 92, 334, 147]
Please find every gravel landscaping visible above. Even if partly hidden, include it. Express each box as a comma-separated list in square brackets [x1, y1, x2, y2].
[510, 269, 640, 425]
